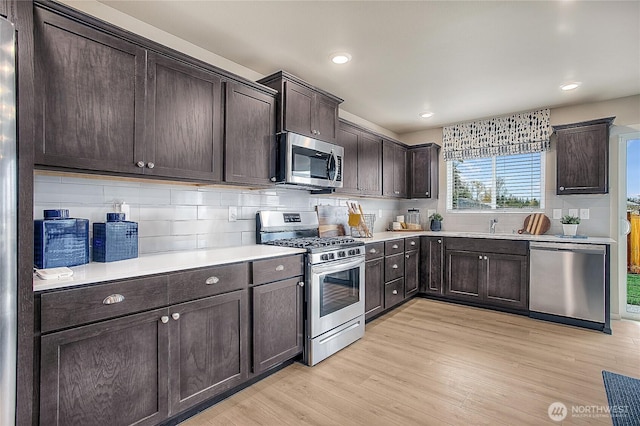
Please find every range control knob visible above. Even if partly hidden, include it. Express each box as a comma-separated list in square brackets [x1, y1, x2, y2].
[338, 251, 346, 258]
[321, 254, 329, 261]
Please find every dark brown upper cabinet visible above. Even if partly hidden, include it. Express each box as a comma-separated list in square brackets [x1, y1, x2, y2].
[554, 117, 614, 195]
[145, 52, 223, 182]
[409, 143, 440, 199]
[382, 140, 407, 198]
[224, 82, 277, 186]
[335, 120, 382, 196]
[33, 7, 146, 175]
[258, 71, 343, 144]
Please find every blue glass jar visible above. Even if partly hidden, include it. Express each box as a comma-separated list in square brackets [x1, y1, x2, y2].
[92, 213, 138, 262]
[34, 209, 89, 269]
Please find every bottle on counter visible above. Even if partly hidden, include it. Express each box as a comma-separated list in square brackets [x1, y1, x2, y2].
[92, 212, 138, 262]
[34, 209, 89, 269]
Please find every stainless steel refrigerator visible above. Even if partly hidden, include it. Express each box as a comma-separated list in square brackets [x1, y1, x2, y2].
[0, 15, 17, 426]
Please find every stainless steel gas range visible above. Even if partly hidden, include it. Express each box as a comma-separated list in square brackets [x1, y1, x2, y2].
[256, 211, 365, 366]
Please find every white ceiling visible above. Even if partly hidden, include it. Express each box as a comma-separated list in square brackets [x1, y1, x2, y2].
[97, 0, 640, 135]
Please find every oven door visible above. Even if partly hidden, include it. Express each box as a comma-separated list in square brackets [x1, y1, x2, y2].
[309, 255, 365, 339]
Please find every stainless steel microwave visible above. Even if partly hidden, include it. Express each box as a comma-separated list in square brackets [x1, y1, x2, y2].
[275, 132, 344, 189]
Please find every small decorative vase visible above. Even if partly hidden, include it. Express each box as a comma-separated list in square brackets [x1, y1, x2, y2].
[562, 224, 578, 236]
[430, 220, 442, 231]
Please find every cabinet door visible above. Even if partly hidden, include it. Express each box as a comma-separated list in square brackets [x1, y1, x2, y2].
[409, 145, 439, 199]
[385, 253, 405, 282]
[225, 82, 276, 185]
[168, 290, 248, 415]
[283, 80, 314, 138]
[404, 249, 419, 298]
[484, 253, 528, 311]
[145, 52, 222, 181]
[34, 8, 146, 174]
[365, 258, 384, 320]
[556, 123, 608, 194]
[335, 123, 360, 194]
[313, 94, 339, 143]
[383, 141, 407, 197]
[252, 277, 303, 374]
[445, 250, 482, 301]
[40, 308, 169, 426]
[358, 132, 383, 195]
[420, 237, 443, 295]
[395, 144, 408, 198]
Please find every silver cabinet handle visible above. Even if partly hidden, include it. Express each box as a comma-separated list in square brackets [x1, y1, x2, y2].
[369, 248, 377, 254]
[276, 265, 284, 271]
[425, 192, 429, 196]
[392, 289, 398, 295]
[405, 254, 410, 258]
[136, 161, 145, 168]
[410, 241, 416, 246]
[205, 276, 220, 285]
[479, 255, 483, 259]
[103, 294, 125, 305]
[484, 256, 488, 260]
[161, 316, 169, 324]
[298, 281, 304, 287]
[394, 191, 400, 195]
[392, 244, 398, 249]
[392, 264, 398, 269]
[437, 239, 442, 244]
[146, 162, 155, 169]
[559, 186, 565, 191]
[270, 177, 276, 182]
[172, 313, 180, 320]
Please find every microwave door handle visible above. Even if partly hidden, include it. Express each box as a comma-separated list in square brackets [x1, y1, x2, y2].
[330, 150, 338, 184]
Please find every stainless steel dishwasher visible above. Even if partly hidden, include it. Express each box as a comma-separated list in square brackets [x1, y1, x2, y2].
[529, 242, 609, 332]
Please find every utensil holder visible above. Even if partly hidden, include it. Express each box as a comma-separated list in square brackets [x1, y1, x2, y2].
[351, 214, 375, 238]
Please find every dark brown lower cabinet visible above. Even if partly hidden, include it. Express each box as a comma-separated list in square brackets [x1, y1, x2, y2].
[40, 290, 249, 425]
[404, 249, 419, 298]
[384, 278, 404, 309]
[444, 238, 529, 311]
[252, 277, 303, 374]
[419, 236, 443, 295]
[168, 290, 249, 414]
[40, 308, 170, 426]
[364, 257, 384, 320]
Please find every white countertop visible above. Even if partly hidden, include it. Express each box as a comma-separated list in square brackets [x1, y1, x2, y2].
[33, 245, 306, 292]
[355, 230, 616, 245]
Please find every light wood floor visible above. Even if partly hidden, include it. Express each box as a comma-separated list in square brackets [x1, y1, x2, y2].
[181, 299, 640, 425]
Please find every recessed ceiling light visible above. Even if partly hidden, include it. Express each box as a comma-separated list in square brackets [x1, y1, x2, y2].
[330, 52, 352, 64]
[419, 111, 434, 119]
[561, 82, 581, 91]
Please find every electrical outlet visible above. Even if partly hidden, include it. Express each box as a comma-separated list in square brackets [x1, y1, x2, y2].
[228, 206, 237, 222]
[552, 209, 562, 220]
[427, 209, 436, 219]
[378, 209, 382, 218]
[580, 208, 590, 220]
[568, 209, 578, 218]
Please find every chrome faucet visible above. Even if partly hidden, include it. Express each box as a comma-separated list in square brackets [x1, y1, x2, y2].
[490, 218, 498, 234]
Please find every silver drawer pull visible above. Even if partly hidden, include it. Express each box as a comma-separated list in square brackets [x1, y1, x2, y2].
[160, 316, 169, 324]
[276, 265, 285, 271]
[410, 241, 416, 246]
[392, 264, 398, 269]
[392, 289, 398, 295]
[103, 294, 125, 305]
[369, 249, 377, 254]
[406, 254, 410, 258]
[298, 281, 304, 287]
[392, 244, 398, 249]
[171, 313, 180, 320]
[484, 256, 488, 260]
[479, 255, 483, 259]
[437, 239, 442, 244]
[205, 276, 220, 285]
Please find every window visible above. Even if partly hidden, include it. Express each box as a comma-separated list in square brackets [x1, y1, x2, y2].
[447, 152, 545, 211]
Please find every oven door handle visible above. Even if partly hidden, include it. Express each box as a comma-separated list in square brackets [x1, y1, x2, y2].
[311, 256, 364, 274]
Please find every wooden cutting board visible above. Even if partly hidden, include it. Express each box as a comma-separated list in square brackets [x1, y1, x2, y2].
[519, 213, 550, 235]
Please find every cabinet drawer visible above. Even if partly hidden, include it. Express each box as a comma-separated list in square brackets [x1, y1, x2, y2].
[40, 275, 168, 333]
[168, 262, 249, 304]
[385, 239, 404, 256]
[252, 254, 304, 285]
[445, 238, 528, 256]
[385, 253, 405, 282]
[384, 279, 404, 309]
[405, 237, 419, 251]
[365, 242, 384, 260]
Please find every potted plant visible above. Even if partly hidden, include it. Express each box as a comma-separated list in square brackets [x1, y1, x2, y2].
[429, 212, 443, 231]
[561, 215, 580, 236]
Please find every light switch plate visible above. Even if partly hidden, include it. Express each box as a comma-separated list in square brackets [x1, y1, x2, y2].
[580, 208, 590, 220]
[552, 209, 562, 220]
[568, 208, 578, 218]
[228, 206, 237, 222]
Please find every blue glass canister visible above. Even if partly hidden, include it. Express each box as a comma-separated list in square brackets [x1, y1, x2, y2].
[34, 209, 90, 269]
[92, 213, 138, 262]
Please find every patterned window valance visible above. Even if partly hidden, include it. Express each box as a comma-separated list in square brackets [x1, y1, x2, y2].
[442, 109, 551, 161]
